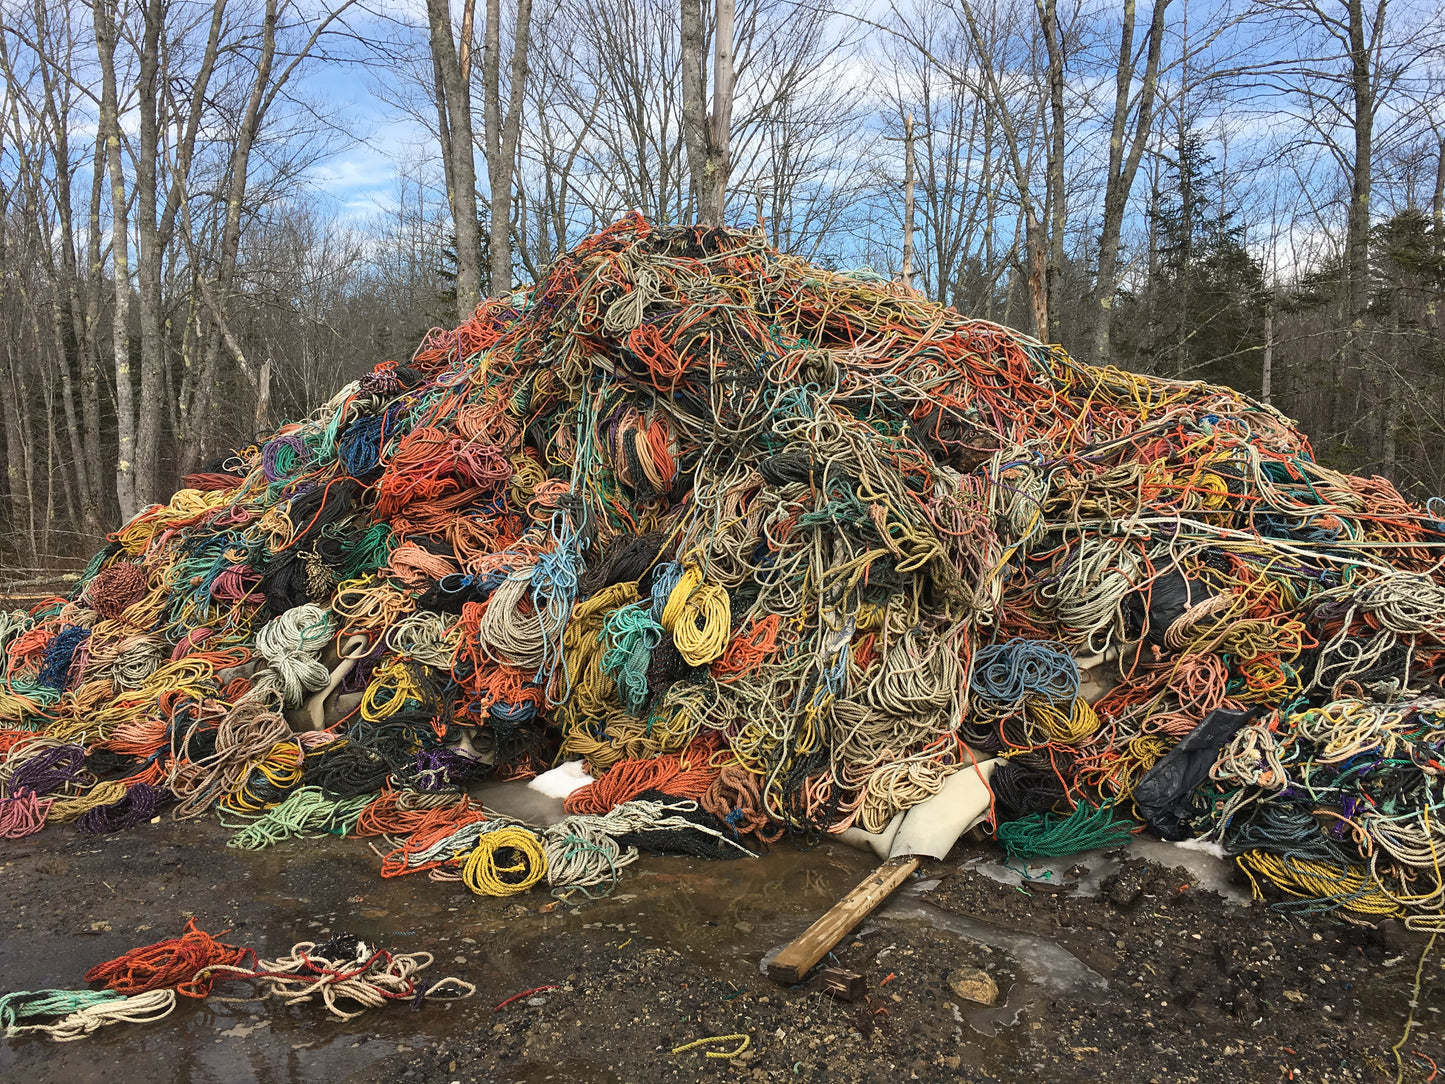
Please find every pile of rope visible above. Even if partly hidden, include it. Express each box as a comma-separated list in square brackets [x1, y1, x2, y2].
[2, 215, 1444, 923]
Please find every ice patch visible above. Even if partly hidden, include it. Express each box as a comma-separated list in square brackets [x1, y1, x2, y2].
[528, 760, 593, 799]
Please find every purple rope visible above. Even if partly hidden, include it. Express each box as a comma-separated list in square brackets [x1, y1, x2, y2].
[340, 639, 388, 694]
[78, 783, 165, 834]
[7, 744, 87, 798]
[414, 748, 481, 791]
[260, 434, 309, 482]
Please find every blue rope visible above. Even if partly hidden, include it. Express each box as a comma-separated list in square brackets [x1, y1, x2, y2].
[38, 627, 90, 690]
[649, 561, 683, 622]
[971, 638, 1079, 705]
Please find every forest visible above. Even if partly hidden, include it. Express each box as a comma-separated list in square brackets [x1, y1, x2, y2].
[0, 0, 1442, 573]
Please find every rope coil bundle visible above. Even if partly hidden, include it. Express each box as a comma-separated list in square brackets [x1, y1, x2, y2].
[1200, 696, 1445, 921]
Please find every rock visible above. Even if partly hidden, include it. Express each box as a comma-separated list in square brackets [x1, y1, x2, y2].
[947, 966, 998, 1006]
[1106, 865, 1145, 908]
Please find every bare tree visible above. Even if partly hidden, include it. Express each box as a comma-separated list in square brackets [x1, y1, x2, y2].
[481, 0, 534, 293]
[425, 0, 484, 319]
[944, 0, 1055, 337]
[899, 111, 916, 290]
[1089, 0, 1169, 365]
[874, 7, 1014, 313]
[92, 0, 140, 518]
[681, 0, 735, 224]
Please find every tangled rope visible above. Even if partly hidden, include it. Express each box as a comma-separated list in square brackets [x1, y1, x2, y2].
[83, 919, 255, 998]
[0, 988, 176, 1041]
[205, 934, 474, 1021]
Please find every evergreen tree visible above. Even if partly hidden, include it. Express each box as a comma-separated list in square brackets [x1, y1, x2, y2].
[438, 215, 491, 313]
[1114, 133, 1266, 394]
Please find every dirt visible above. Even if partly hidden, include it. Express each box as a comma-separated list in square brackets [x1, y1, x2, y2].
[1, 820, 1441, 1083]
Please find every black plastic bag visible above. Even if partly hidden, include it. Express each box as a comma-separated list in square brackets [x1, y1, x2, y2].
[1124, 570, 1215, 650]
[1134, 706, 1256, 841]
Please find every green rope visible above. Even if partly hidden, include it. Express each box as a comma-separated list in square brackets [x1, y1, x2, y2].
[224, 786, 371, 850]
[0, 989, 124, 1035]
[336, 522, 395, 580]
[996, 802, 1137, 859]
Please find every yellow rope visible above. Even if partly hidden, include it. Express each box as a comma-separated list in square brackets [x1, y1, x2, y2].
[1026, 697, 1100, 743]
[659, 565, 703, 630]
[671, 1034, 751, 1059]
[461, 826, 547, 896]
[360, 659, 425, 722]
[1392, 933, 1437, 1084]
[220, 740, 303, 814]
[1237, 851, 1406, 918]
[671, 583, 731, 666]
[46, 780, 126, 822]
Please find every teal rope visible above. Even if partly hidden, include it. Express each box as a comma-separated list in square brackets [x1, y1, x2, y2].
[224, 786, 371, 850]
[0, 989, 125, 1035]
[996, 802, 1137, 859]
[600, 601, 662, 715]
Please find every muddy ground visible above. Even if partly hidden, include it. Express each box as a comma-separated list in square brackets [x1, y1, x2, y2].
[1, 819, 1441, 1084]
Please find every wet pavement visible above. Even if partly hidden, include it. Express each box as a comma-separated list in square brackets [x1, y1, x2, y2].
[2, 818, 1441, 1082]
[0, 820, 875, 1082]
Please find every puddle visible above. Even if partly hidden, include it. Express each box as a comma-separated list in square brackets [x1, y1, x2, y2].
[965, 836, 1250, 904]
[876, 898, 1108, 1036]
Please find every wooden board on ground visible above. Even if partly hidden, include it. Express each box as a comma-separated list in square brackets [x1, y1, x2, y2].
[766, 854, 920, 985]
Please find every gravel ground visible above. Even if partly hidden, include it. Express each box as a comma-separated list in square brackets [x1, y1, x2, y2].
[0, 819, 1440, 1083]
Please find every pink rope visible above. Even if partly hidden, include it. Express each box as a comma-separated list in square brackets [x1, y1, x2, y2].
[0, 791, 52, 838]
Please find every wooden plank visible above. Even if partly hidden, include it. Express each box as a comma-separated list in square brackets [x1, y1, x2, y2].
[766, 855, 920, 984]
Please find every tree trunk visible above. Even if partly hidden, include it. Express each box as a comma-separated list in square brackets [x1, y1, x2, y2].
[483, 0, 534, 296]
[81, 124, 106, 523]
[1427, 134, 1443, 333]
[93, 0, 138, 520]
[200, 0, 276, 437]
[426, 0, 483, 320]
[29, 0, 100, 536]
[680, 0, 734, 225]
[706, 0, 735, 221]
[1026, 215, 1049, 339]
[957, 0, 1050, 339]
[680, 0, 709, 221]
[1345, 0, 1382, 463]
[1089, 0, 1169, 366]
[1037, 0, 1066, 342]
[1, 357, 35, 562]
[1261, 301, 1274, 404]
[1346, 0, 1377, 331]
[133, 0, 165, 509]
[900, 111, 916, 291]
